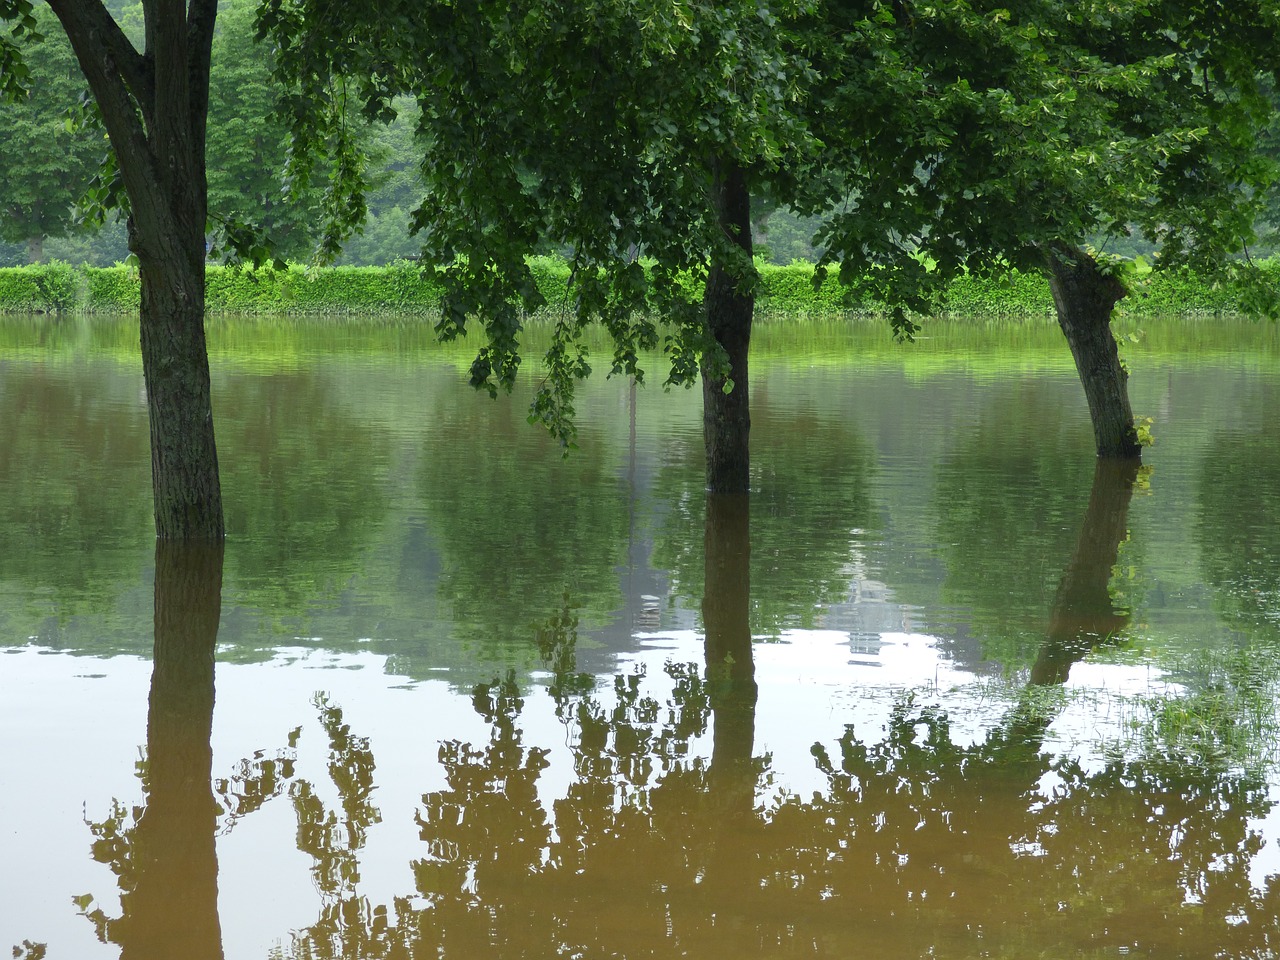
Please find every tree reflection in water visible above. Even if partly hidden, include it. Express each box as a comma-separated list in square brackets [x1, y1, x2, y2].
[71, 475, 1280, 959]
[76, 543, 295, 960]
[278, 479, 1280, 959]
[78, 543, 226, 960]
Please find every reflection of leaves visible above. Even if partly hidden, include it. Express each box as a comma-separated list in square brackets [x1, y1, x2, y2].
[287, 698, 388, 959]
[799, 694, 1276, 956]
[654, 408, 878, 634]
[933, 389, 1098, 664]
[216, 732, 299, 829]
[0, 361, 152, 636]
[1199, 420, 1280, 639]
[280, 658, 1280, 959]
[293, 695, 381, 898]
[417, 395, 630, 654]
[219, 372, 392, 619]
[533, 596, 597, 711]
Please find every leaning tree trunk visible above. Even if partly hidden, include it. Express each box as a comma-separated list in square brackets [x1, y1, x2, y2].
[1043, 243, 1143, 459]
[701, 158, 755, 494]
[48, 0, 224, 541]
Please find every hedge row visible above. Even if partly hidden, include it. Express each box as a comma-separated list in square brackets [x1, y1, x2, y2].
[1, 256, 1276, 318]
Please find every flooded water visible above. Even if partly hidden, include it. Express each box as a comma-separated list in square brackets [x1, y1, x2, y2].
[2, 314, 1280, 959]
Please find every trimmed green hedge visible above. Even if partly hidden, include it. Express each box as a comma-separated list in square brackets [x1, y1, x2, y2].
[1, 256, 1277, 318]
[0, 261, 82, 312]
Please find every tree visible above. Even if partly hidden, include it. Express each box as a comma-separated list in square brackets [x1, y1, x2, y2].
[205, 0, 321, 261]
[260, 0, 819, 493]
[263, 0, 1280, 480]
[1, 0, 224, 540]
[804, 0, 1280, 458]
[0, 4, 100, 263]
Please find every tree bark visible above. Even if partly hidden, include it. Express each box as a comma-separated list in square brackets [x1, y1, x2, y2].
[1043, 243, 1143, 459]
[26, 234, 43, 264]
[136, 222, 223, 540]
[48, 0, 224, 541]
[701, 159, 755, 494]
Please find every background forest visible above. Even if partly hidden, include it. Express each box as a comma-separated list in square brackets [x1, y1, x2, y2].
[0, 0, 826, 268]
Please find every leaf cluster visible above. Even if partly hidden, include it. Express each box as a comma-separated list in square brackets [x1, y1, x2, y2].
[259, 0, 820, 444]
[257, 0, 1280, 444]
[805, 0, 1280, 331]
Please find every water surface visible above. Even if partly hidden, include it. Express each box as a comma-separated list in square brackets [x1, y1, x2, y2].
[2, 314, 1279, 959]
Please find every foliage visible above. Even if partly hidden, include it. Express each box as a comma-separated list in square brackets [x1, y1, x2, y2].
[754, 205, 826, 266]
[42, 215, 129, 266]
[0, 4, 101, 260]
[804, 0, 1280, 329]
[205, 0, 325, 261]
[6, 256, 1280, 317]
[259, 0, 821, 445]
[256, 0, 1280, 466]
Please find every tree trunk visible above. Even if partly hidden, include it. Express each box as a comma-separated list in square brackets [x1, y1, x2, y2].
[136, 225, 224, 541]
[701, 159, 755, 493]
[48, 0, 224, 541]
[26, 234, 43, 264]
[1044, 243, 1142, 459]
[1030, 458, 1140, 686]
[115, 541, 225, 960]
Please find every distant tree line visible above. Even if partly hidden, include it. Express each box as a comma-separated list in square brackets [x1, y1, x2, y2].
[0, 0, 828, 269]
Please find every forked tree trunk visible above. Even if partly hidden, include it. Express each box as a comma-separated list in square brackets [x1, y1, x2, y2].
[1044, 243, 1143, 459]
[49, 0, 224, 541]
[701, 159, 755, 494]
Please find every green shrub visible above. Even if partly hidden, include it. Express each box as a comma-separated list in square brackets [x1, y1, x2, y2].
[0, 267, 45, 311]
[1123, 265, 1263, 317]
[2, 255, 1277, 319]
[85, 265, 141, 310]
[941, 270, 1054, 318]
[756, 261, 847, 315]
[0, 261, 82, 312]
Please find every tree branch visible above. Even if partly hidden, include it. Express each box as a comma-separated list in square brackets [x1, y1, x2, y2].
[47, 0, 152, 126]
[46, 0, 157, 193]
[187, 0, 217, 159]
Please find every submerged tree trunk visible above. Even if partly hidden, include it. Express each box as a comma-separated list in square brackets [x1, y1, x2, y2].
[1043, 243, 1142, 459]
[48, 0, 224, 541]
[135, 222, 223, 541]
[701, 159, 755, 494]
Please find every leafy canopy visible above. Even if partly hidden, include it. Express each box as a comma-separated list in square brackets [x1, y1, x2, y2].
[258, 0, 1280, 436]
